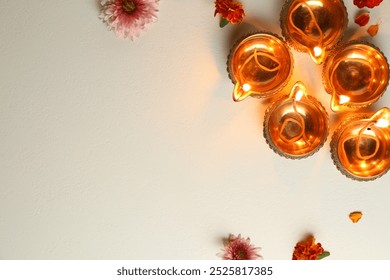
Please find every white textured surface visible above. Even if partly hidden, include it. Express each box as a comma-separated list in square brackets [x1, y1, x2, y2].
[1, 0, 390, 259]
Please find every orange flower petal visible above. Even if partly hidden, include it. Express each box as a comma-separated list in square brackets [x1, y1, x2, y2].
[367, 23, 380, 36]
[349, 211, 363, 223]
[355, 13, 370, 27]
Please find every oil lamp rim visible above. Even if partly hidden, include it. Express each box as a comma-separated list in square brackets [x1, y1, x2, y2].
[227, 30, 294, 99]
[279, 0, 349, 55]
[322, 40, 390, 112]
[263, 90, 330, 160]
[330, 110, 390, 181]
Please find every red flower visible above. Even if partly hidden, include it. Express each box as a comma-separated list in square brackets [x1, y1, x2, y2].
[353, 0, 383, 8]
[214, 0, 245, 24]
[219, 234, 261, 260]
[292, 235, 326, 260]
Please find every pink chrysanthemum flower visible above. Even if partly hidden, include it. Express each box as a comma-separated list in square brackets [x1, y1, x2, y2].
[99, 0, 159, 40]
[219, 234, 262, 260]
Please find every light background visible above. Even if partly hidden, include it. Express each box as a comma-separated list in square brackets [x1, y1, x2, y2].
[1, 0, 390, 259]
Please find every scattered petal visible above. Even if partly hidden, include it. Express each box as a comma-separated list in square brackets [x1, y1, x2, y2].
[349, 211, 363, 223]
[353, 0, 383, 9]
[367, 23, 380, 36]
[218, 234, 262, 260]
[355, 13, 370, 27]
[292, 235, 328, 260]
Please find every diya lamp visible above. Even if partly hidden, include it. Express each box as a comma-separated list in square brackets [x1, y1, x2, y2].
[263, 81, 329, 159]
[280, 0, 348, 64]
[323, 40, 389, 112]
[227, 32, 294, 102]
[330, 108, 390, 181]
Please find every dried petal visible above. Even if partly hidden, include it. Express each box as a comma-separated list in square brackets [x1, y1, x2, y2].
[349, 211, 363, 223]
[367, 23, 380, 37]
[354, 13, 370, 27]
[354, 0, 383, 9]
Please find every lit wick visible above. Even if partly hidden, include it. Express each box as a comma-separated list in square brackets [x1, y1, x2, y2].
[279, 82, 309, 144]
[233, 49, 281, 102]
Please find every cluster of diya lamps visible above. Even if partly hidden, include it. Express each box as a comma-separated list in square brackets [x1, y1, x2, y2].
[227, 0, 390, 181]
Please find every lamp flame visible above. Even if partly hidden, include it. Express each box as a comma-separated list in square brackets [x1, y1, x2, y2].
[313, 46, 323, 57]
[375, 118, 389, 128]
[371, 108, 390, 127]
[309, 46, 325, 64]
[233, 83, 252, 102]
[289, 81, 307, 101]
[242, 83, 251, 92]
[339, 95, 351, 105]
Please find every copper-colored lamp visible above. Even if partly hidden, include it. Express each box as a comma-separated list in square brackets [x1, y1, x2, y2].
[227, 32, 293, 102]
[331, 108, 390, 181]
[263, 81, 329, 159]
[280, 0, 348, 64]
[323, 40, 389, 112]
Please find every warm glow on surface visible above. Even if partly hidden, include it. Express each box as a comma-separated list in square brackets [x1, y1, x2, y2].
[363, 128, 376, 137]
[306, 0, 324, 7]
[349, 52, 367, 60]
[244, 44, 268, 53]
[360, 162, 367, 169]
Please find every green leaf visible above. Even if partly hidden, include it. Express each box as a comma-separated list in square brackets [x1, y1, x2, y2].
[220, 18, 230, 28]
[317, 251, 330, 260]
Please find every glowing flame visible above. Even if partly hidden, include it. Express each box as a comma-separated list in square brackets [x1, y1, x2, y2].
[233, 83, 252, 102]
[313, 47, 323, 57]
[242, 83, 251, 92]
[295, 89, 304, 101]
[375, 118, 390, 128]
[289, 81, 307, 101]
[339, 95, 351, 105]
[308, 46, 325, 64]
